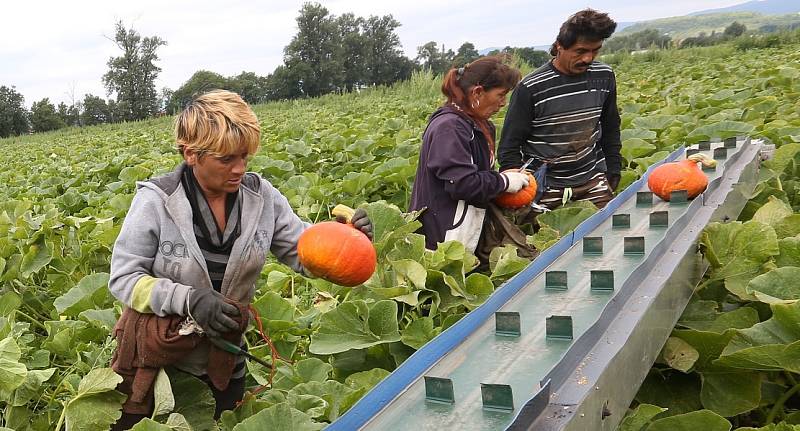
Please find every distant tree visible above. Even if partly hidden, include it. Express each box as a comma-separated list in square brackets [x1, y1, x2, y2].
[724, 21, 747, 38]
[29, 98, 65, 133]
[168, 71, 230, 114]
[265, 65, 304, 100]
[159, 87, 173, 114]
[56, 102, 79, 127]
[603, 29, 672, 53]
[452, 42, 480, 66]
[0, 86, 29, 137]
[228, 72, 269, 105]
[363, 15, 412, 85]
[103, 20, 167, 121]
[81, 94, 111, 126]
[337, 13, 368, 91]
[416, 41, 454, 75]
[284, 3, 343, 97]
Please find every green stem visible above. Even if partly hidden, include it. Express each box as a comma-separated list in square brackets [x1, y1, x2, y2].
[15, 309, 48, 332]
[786, 371, 798, 386]
[766, 380, 800, 424]
[54, 401, 67, 431]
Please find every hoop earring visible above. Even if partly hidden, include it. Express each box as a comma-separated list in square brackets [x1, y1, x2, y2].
[471, 99, 480, 110]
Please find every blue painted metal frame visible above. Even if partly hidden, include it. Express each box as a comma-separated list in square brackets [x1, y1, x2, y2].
[328, 147, 685, 430]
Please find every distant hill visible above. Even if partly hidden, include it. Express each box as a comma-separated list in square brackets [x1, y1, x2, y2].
[690, 0, 800, 16]
[617, 11, 800, 39]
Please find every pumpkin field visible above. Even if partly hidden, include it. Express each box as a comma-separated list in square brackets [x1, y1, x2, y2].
[1, 39, 800, 431]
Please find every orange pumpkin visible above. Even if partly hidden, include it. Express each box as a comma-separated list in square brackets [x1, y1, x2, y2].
[495, 170, 538, 209]
[647, 153, 717, 201]
[297, 205, 376, 286]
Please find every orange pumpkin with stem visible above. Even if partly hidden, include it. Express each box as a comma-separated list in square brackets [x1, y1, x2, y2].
[297, 204, 376, 286]
[648, 153, 717, 201]
[495, 170, 538, 209]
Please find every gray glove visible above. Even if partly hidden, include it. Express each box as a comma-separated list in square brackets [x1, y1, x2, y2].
[187, 287, 240, 338]
[502, 171, 530, 193]
[338, 208, 374, 241]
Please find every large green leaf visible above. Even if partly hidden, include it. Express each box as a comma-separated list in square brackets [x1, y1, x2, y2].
[231, 403, 323, 431]
[19, 237, 52, 278]
[617, 403, 667, 431]
[0, 337, 27, 400]
[400, 317, 440, 350]
[662, 337, 699, 373]
[647, 409, 731, 431]
[776, 237, 800, 268]
[309, 300, 400, 355]
[289, 380, 355, 422]
[64, 368, 125, 431]
[273, 358, 333, 390]
[344, 368, 390, 392]
[11, 368, 55, 407]
[687, 120, 755, 139]
[536, 200, 598, 236]
[53, 272, 110, 316]
[169, 370, 216, 431]
[747, 267, 800, 303]
[489, 245, 530, 281]
[700, 371, 761, 417]
[717, 301, 800, 372]
[152, 368, 175, 418]
[752, 196, 794, 228]
[635, 371, 702, 417]
[390, 259, 427, 290]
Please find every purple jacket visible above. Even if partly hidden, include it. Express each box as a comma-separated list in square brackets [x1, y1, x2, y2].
[409, 106, 508, 251]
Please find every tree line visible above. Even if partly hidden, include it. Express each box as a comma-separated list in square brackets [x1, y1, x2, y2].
[602, 19, 800, 53]
[0, 2, 550, 138]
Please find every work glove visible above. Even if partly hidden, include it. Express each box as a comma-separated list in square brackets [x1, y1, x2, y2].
[607, 173, 621, 192]
[340, 208, 374, 241]
[502, 171, 530, 193]
[187, 287, 240, 338]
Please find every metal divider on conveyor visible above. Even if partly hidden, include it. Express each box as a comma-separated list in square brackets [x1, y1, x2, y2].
[328, 137, 763, 431]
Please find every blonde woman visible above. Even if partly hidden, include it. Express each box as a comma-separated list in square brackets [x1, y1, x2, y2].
[108, 90, 371, 429]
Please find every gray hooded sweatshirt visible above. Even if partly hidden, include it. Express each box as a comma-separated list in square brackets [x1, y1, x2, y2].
[108, 163, 308, 376]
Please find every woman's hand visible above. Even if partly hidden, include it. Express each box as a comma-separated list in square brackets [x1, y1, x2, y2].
[502, 171, 530, 193]
[187, 287, 240, 337]
[341, 208, 374, 241]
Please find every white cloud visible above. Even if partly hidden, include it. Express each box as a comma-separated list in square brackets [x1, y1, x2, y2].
[1, 0, 745, 107]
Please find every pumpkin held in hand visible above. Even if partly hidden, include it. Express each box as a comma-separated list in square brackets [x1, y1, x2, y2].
[297, 205, 376, 286]
[495, 170, 538, 209]
[647, 153, 717, 201]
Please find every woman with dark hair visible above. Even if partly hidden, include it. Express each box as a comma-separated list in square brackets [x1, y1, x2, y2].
[409, 56, 524, 253]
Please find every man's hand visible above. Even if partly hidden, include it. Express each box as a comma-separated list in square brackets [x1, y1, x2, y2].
[341, 208, 373, 241]
[607, 173, 621, 192]
[187, 287, 240, 338]
[502, 171, 530, 193]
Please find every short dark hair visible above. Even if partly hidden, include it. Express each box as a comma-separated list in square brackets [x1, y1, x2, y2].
[550, 9, 617, 56]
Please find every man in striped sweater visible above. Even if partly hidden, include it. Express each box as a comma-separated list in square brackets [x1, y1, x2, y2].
[498, 9, 622, 211]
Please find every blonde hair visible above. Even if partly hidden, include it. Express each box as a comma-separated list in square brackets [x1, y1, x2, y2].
[175, 90, 260, 158]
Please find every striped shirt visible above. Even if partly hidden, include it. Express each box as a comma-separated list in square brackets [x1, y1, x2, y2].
[181, 168, 247, 379]
[498, 60, 622, 188]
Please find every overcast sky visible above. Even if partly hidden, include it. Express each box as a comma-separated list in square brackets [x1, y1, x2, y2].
[1, 0, 745, 108]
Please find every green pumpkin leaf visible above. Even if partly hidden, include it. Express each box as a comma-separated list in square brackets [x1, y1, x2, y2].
[53, 272, 110, 316]
[699, 371, 761, 417]
[231, 403, 323, 431]
[617, 403, 667, 431]
[168, 370, 216, 431]
[747, 267, 800, 303]
[662, 337, 699, 373]
[0, 337, 27, 400]
[309, 300, 400, 355]
[752, 196, 793, 228]
[400, 317, 440, 350]
[646, 409, 731, 431]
